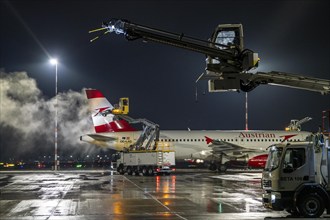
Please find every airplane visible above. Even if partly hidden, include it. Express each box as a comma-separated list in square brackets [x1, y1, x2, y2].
[80, 89, 312, 171]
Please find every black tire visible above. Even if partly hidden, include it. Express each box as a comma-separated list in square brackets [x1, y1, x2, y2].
[134, 168, 140, 176]
[142, 166, 148, 176]
[127, 166, 133, 175]
[297, 193, 325, 218]
[218, 164, 227, 173]
[147, 166, 154, 176]
[117, 164, 125, 175]
[209, 163, 217, 171]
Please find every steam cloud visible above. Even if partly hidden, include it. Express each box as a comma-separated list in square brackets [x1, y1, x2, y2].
[0, 70, 96, 161]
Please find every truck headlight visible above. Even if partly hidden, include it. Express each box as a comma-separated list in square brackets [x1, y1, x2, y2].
[271, 192, 281, 203]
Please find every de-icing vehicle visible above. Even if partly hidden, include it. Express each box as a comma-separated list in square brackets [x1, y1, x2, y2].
[89, 19, 330, 94]
[262, 133, 330, 218]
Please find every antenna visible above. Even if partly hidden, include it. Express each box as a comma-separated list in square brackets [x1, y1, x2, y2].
[245, 92, 248, 131]
[195, 84, 198, 102]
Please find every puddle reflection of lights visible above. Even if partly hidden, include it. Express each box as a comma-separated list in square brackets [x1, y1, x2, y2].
[245, 202, 250, 212]
[161, 212, 171, 217]
[156, 175, 177, 195]
[218, 203, 223, 213]
[156, 175, 160, 192]
[113, 201, 123, 214]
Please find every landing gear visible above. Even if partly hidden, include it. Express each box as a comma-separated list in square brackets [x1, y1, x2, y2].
[209, 154, 227, 173]
[209, 162, 217, 171]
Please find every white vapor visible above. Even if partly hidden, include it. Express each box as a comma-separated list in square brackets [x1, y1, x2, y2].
[0, 70, 95, 159]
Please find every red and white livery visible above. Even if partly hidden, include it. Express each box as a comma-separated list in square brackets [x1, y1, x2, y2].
[80, 89, 312, 169]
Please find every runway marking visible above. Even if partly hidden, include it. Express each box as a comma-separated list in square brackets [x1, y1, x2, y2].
[122, 175, 188, 220]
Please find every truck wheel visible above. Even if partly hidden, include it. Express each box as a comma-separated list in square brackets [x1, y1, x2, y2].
[127, 166, 133, 175]
[147, 166, 154, 176]
[117, 164, 125, 175]
[142, 166, 148, 176]
[218, 164, 227, 173]
[298, 193, 325, 218]
[134, 168, 140, 176]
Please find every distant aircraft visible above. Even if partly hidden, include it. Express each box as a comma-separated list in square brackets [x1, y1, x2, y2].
[80, 89, 311, 171]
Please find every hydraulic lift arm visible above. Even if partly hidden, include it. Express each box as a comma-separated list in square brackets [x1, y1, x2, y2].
[91, 19, 330, 94]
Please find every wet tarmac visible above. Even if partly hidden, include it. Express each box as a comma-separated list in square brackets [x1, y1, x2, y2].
[0, 170, 328, 219]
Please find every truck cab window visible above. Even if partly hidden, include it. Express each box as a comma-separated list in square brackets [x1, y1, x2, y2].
[282, 148, 305, 173]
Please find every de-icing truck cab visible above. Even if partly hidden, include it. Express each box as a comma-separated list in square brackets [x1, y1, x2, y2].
[262, 134, 330, 218]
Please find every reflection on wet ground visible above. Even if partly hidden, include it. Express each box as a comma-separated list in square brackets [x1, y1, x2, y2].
[0, 170, 303, 219]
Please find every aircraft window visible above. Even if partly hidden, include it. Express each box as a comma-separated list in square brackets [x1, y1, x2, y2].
[179, 139, 182, 142]
[261, 139, 264, 142]
[247, 139, 249, 142]
[258, 139, 260, 142]
[235, 139, 238, 142]
[231, 139, 233, 142]
[198, 139, 201, 142]
[161, 139, 163, 142]
[194, 139, 197, 142]
[191, 139, 193, 142]
[276, 139, 279, 142]
[176, 139, 178, 142]
[254, 139, 256, 142]
[187, 139, 189, 142]
[241, 139, 243, 142]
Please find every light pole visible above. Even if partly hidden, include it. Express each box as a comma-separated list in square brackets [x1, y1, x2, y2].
[50, 58, 58, 171]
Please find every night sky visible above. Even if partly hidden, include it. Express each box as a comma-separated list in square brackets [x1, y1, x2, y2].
[0, 0, 329, 160]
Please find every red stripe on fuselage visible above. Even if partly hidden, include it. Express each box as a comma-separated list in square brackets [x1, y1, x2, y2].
[94, 120, 136, 133]
[86, 89, 105, 99]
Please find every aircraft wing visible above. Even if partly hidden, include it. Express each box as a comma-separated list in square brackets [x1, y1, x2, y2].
[205, 136, 263, 154]
[251, 71, 330, 94]
[210, 141, 248, 153]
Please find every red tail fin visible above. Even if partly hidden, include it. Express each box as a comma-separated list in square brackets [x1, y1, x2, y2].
[85, 89, 136, 133]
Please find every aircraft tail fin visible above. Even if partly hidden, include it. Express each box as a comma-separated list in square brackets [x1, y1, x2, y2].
[85, 89, 136, 132]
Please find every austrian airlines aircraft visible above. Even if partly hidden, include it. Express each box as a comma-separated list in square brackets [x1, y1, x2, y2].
[80, 89, 311, 169]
